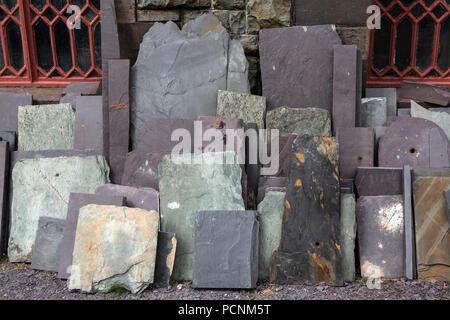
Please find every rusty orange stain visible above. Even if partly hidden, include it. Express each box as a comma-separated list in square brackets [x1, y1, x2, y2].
[333, 172, 339, 181]
[295, 179, 302, 187]
[213, 118, 223, 128]
[295, 153, 305, 163]
[335, 243, 341, 252]
[110, 104, 128, 109]
[284, 200, 291, 210]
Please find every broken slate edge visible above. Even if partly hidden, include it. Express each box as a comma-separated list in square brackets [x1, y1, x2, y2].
[95, 184, 159, 213]
[154, 231, 177, 288]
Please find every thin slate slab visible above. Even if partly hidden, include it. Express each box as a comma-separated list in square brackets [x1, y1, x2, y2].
[18, 103, 75, 151]
[411, 100, 450, 142]
[31, 217, 65, 272]
[271, 136, 343, 286]
[154, 231, 177, 288]
[259, 25, 342, 112]
[403, 165, 416, 280]
[0, 131, 16, 152]
[378, 117, 450, 168]
[340, 194, 356, 282]
[0, 141, 9, 254]
[8, 155, 110, 262]
[398, 81, 450, 106]
[355, 167, 403, 196]
[332, 45, 361, 134]
[193, 210, 259, 289]
[74, 96, 103, 152]
[445, 189, 450, 220]
[196, 117, 245, 155]
[358, 98, 387, 127]
[95, 184, 159, 213]
[337, 127, 374, 179]
[365, 88, 397, 118]
[63, 82, 101, 96]
[412, 168, 450, 281]
[58, 193, 126, 279]
[356, 195, 405, 279]
[0, 92, 32, 132]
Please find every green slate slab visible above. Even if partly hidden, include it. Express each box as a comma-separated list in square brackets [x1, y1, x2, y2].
[340, 193, 356, 282]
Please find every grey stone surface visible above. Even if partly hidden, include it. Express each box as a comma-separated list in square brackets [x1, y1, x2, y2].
[193, 210, 259, 289]
[68, 205, 159, 294]
[8, 155, 110, 262]
[31, 217, 65, 272]
[374, 126, 387, 146]
[0, 131, 16, 152]
[122, 152, 164, 190]
[411, 100, 450, 142]
[257, 191, 284, 281]
[74, 96, 103, 152]
[154, 231, 177, 288]
[446, 189, 450, 220]
[159, 151, 245, 280]
[217, 90, 266, 129]
[259, 25, 341, 111]
[403, 165, 416, 280]
[358, 98, 387, 127]
[58, 193, 126, 279]
[18, 103, 75, 151]
[397, 108, 411, 116]
[95, 184, 159, 213]
[340, 194, 356, 282]
[0, 92, 32, 132]
[0, 142, 8, 254]
[130, 14, 249, 145]
[196, 117, 245, 154]
[365, 88, 397, 118]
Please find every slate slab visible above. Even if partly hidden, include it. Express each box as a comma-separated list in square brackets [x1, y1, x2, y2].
[332, 45, 361, 134]
[0, 142, 9, 254]
[122, 152, 164, 190]
[271, 136, 343, 286]
[193, 210, 259, 289]
[378, 117, 450, 168]
[262, 134, 296, 177]
[340, 194, 356, 282]
[196, 117, 245, 155]
[245, 122, 259, 200]
[60, 92, 81, 109]
[95, 184, 159, 213]
[256, 176, 287, 204]
[445, 189, 450, 220]
[74, 96, 103, 152]
[358, 98, 387, 127]
[63, 82, 101, 96]
[355, 167, 403, 196]
[31, 217, 65, 272]
[259, 25, 342, 111]
[18, 103, 75, 151]
[0, 131, 16, 152]
[403, 165, 416, 280]
[58, 193, 126, 279]
[411, 100, 450, 142]
[159, 151, 245, 280]
[337, 127, 374, 179]
[356, 195, 405, 279]
[0, 92, 32, 132]
[8, 155, 110, 262]
[398, 81, 450, 106]
[365, 88, 397, 118]
[154, 231, 177, 288]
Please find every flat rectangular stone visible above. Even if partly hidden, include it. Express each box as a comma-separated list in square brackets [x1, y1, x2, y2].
[0, 92, 32, 132]
[74, 96, 103, 152]
[340, 194, 356, 282]
[355, 167, 403, 196]
[271, 136, 343, 286]
[365, 88, 397, 118]
[31, 217, 65, 272]
[193, 210, 258, 289]
[403, 165, 416, 280]
[0, 131, 16, 152]
[196, 117, 245, 154]
[58, 193, 126, 279]
[398, 81, 450, 106]
[356, 195, 405, 279]
[0, 142, 9, 254]
[18, 104, 75, 151]
[154, 231, 177, 288]
[137, 9, 180, 22]
[108, 59, 130, 183]
[358, 98, 387, 127]
[95, 184, 159, 213]
[63, 82, 101, 96]
[412, 168, 450, 281]
[337, 127, 374, 179]
[332, 45, 361, 134]
[259, 25, 342, 112]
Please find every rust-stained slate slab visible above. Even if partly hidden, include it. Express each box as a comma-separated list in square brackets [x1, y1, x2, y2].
[412, 168, 450, 281]
[271, 136, 343, 286]
[355, 167, 403, 196]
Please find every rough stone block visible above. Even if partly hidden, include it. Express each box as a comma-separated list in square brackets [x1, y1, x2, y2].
[340, 194, 356, 282]
[193, 210, 259, 289]
[115, 0, 136, 23]
[0, 131, 16, 152]
[335, 26, 370, 60]
[247, 0, 291, 34]
[0, 142, 9, 253]
[355, 167, 403, 196]
[365, 87, 397, 118]
[154, 231, 177, 288]
[213, 0, 245, 10]
[74, 96, 103, 152]
[95, 184, 159, 213]
[358, 98, 387, 127]
[0, 92, 32, 132]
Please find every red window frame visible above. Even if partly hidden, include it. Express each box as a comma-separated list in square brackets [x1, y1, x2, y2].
[367, 0, 450, 88]
[0, 0, 101, 87]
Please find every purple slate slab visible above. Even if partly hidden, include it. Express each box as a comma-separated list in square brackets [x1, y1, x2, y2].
[0, 92, 32, 132]
[355, 167, 403, 197]
[262, 134, 296, 177]
[378, 117, 450, 168]
[337, 127, 374, 179]
[403, 165, 416, 280]
[0, 131, 16, 152]
[332, 45, 361, 134]
[256, 176, 287, 204]
[398, 81, 450, 106]
[63, 82, 101, 96]
[196, 117, 245, 154]
[0, 142, 9, 254]
[58, 192, 125, 279]
[95, 184, 159, 213]
[59, 92, 81, 110]
[108, 59, 130, 184]
[259, 25, 342, 112]
[121, 151, 163, 190]
[74, 96, 104, 153]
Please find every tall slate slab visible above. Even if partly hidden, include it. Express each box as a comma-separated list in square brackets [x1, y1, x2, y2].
[358, 98, 387, 127]
[159, 151, 245, 280]
[271, 136, 343, 286]
[31, 217, 65, 272]
[154, 231, 177, 288]
[340, 193, 356, 282]
[332, 45, 361, 134]
[355, 167, 403, 196]
[74, 96, 103, 152]
[0, 131, 16, 152]
[403, 165, 416, 280]
[58, 193, 126, 279]
[259, 25, 341, 112]
[0, 92, 32, 132]
[8, 155, 110, 262]
[0, 141, 9, 254]
[95, 184, 159, 213]
[365, 88, 397, 118]
[193, 210, 259, 289]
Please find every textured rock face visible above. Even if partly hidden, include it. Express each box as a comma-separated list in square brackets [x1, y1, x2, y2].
[193, 210, 259, 289]
[271, 136, 343, 286]
[8, 155, 110, 262]
[257, 191, 284, 281]
[154, 232, 177, 288]
[340, 194, 356, 282]
[68, 205, 159, 294]
[411, 101, 450, 142]
[247, 0, 291, 33]
[130, 14, 249, 145]
[217, 90, 266, 129]
[358, 98, 387, 127]
[266, 107, 331, 138]
[159, 151, 245, 280]
[18, 104, 75, 151]
[137, 0, 210, 9]
[259, 25, 341, 111]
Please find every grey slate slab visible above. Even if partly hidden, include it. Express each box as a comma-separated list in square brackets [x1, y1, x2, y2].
[60, 92, 81, 109]
[403, 165, 416, 280]
[257, 177, 287, 204]
[262, 134, 296, 177]
[95, 184, 159, 213]
[196, 117, 245, 155]
[31, 217, 65, 272]
[193, 210, 259, 289]
[122, 152, 164, 190]
[74, 96, 104, 152]
[58, 193, 126, 279]
[340, 193, 356, 282]
[0, 92, 32, 132]
[259, 25, 342, 112]
[365, 88, 397, 118]
[0, 131, 16, 152]
[358, 97, 387, 127]
[154, 231, 177, 288]
[63, 82, 101, 96]
[355, 167, 403, 196]
[445, 189, 450, 220]
[0, 142, 9, 254]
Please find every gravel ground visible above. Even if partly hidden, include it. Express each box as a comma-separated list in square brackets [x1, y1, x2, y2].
[0, 257, 448, 300]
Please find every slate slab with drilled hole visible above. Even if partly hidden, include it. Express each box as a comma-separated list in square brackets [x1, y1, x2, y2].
[356, 195, 405, 279]
[74, 96, 104, 152]
[0, 131, 16, 152]
[95, 184, 159, 213]
[355, 167, 403, 196]
[365, 88, 397, 118]
[0, 142, 9, 254]
[193, 210, 259, 289]
[259, 25, 341, 112]
[337, 127, 374, 179]
[31, 217, 65, 272]
[58, 193, 126, 279]
[154, 231, 177, 288]
[0, 92, 32, 132]
[271, 136, 343, 286]
[358, 98, 387, 128]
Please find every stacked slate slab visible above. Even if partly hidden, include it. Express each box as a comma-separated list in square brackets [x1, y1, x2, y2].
[398, 81, 450, 106]
[355, 167, 403, 196]
[74, 96, 104, 152]
[340, 194, 356, 282]
[411, 101, 450, 141]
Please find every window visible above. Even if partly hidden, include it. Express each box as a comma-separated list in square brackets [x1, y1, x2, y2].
[0, 0, 101, 87]
[368, 0, 450, 87]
